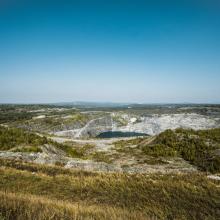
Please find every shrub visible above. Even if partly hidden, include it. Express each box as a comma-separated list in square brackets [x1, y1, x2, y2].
[143, 128, 220, 173]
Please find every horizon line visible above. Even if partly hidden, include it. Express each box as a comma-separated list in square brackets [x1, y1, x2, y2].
[0, 101, 220, 105]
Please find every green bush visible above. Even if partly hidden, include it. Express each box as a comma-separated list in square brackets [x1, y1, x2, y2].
[12, 146, 42, 153]
[142, 144, 177, 157]
[0, 127, 48, 150]
[143, 128, 220, 173]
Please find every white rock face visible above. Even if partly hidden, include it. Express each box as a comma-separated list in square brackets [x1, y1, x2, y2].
[54, 116, 113, 138]
[32, 115, 46, 119]
[116, 113, 217, 135]
[207, 175, 220, 181]
[54, 113, 218, 138]
[130, 117, 137, 123]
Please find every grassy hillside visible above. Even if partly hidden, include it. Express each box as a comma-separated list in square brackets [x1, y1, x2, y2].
[0, 126, 48, 151]
[0, 159, 219, 220]
[0, 126, 220, 219]
[113, 128, 220, 173]
[140, 128, 220, 173]
[1, 126, 220, 172]
[0, 126, 86, 158]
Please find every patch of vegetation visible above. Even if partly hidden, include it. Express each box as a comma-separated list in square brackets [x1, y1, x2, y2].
[0, 106, 34, 124]
[142, 143, 178, 157]
[53, 142, 85, 158]
[142, 157, 169, 165]
[114, 145, 135, 154]
[12, 146, 42, 153]
[68, 113, 89, 123]
[0, 127, 48, 151]
[113, 129, 220, 171]
[141, 128, 220, 173]
[113, 137, 177, 165]
[41, 113, 88, 128]
[176, 127, 220, 142]
[0, 127, 96, 159]
[112, 115, 128, 126]
[0, 160, 219, 220]
[88, 151, 112, 163]
[54, 142, 96, 159]
[114, 137, 144, 149]
[0, 191, 147, 220]
[0, 104, 69, 124]
[0, 158, 95, 177]
[5, 107, 92, 133]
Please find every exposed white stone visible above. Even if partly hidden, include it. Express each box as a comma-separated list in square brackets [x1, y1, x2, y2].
[53, 113, 219, 138]
[116, 113, 217, 135]
[207, 175, 220, 181]
[32, 115, 46, 119]
[130, 117, 137, 123]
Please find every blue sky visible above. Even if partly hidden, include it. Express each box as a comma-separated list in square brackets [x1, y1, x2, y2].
[0, 0, 220, 103]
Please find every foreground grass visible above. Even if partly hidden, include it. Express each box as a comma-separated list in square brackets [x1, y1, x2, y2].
[0, 159, 219, 220]
[0, 191, 147, 220]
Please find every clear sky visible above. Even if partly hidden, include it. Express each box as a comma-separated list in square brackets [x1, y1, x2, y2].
[0, 0, 220, 103]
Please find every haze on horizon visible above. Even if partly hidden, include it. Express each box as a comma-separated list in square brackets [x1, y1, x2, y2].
[0, 0, 220, 104]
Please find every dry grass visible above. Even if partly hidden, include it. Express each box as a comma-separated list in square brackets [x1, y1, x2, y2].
[0, 159, 219, 220]
[0, 191, 148, 220]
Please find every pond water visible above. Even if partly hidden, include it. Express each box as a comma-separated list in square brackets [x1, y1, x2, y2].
[96, 131, 148, 138]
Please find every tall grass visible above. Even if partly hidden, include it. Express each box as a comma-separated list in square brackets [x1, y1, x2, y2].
[0, 191, 147, 220]
[0, 159, 219, 219]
